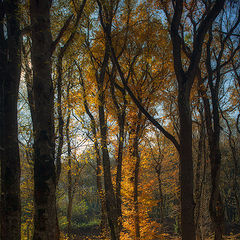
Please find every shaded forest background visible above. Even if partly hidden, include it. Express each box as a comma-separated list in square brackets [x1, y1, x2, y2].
[0, 0, 240, 240]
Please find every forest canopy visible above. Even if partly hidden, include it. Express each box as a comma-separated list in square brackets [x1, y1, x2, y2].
[0, 0, 240, 240]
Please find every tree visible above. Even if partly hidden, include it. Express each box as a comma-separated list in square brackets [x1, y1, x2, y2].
[0, 1, 21, 239]
[197, 7, 240, 238]
[55, 0, 87, 183]
[100, 1, 225, 239]
[30, 0, 59, 239]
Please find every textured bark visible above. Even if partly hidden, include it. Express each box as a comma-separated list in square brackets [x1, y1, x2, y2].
[133, 123, 141, 240]
[98, 102, 119, 240]
[66, 101, 73, 238]
[30, 1, 59, 239]
[109, 71, 126, 223]
[198, 70, 224, 240]
[97, 44, 120, 240]
[56, 51, 64, 184]
[0, 1, 21, 239]
[204, 28, 224, 240]
[98, 89, 119, 240]
[128, 110, 142, 240]
[177, 82, 195, 240]
[194, 105, 207, 239]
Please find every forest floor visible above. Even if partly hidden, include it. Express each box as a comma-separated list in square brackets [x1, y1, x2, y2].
[66, 226, 101, 240]
[68, 228, 240, 240]
[72, 234, 240, 240]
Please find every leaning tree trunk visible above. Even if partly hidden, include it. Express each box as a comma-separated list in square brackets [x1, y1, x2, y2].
[30, 1, 59, 239]
[0, 1, 21, 240]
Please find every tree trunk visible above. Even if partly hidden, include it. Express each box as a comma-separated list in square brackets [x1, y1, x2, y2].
[0, 1, 21, 239]
[208, 95, 224, 240]
[30, 1, 59, 239]
[109, 71, 126, 225]
[133, 130, 141, 240]
[178, 84, 195, 240]
[66, 103, 73, 238]
[128, 110, 142, 240]
[194, 105, 207, 239]
[98, 98, 119, 240]
[97, 51, 119, 239]
[156, 166, 164, 222]
[199, 28, 225, 239]
[199, 76, 224, 240]
[55, 52, 64, 184]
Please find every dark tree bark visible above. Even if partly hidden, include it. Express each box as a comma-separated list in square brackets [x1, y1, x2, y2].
[109, 68, 127, 224]
[0, 1, 21, 239]
[66, 86, 73, 238]
[97, 52, 120, 239]
[170, 2, 225, 239]
[206, 31, 224, 240]
[130, 112, 142, 240]
[198, 8, 240, 235]
[194, 102, 207, 239]
[30, 0, 59, 239]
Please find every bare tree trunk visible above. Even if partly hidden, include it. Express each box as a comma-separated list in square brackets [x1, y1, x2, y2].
[66, 93, 73, 238]
[194, 105, 207, 239]
[156, 168, 164, 222]
[177, 86, 195, 240]
[133, 129, 141, 240]
[109, 70, 126, 225]
[201, 28, 225, 240]
[30, 1, 59, 239]
[0, 1, 21, 239]
[170, 2, 225, 239]
[96, 45, 120, 239]
[55, 52, 64, 184]
[128, 110, 142, 240]
[98, 93, 119, 240]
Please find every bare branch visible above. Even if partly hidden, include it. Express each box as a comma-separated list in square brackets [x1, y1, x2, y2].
[51, 14, 73, 55]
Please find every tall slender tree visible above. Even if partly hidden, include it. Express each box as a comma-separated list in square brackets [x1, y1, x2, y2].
[0, 1, 21, 239]
[30, 0, 59, 239]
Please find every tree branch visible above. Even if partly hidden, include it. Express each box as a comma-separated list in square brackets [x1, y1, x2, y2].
[104, 30, 180, 152]
[51, 14, 73, 55]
